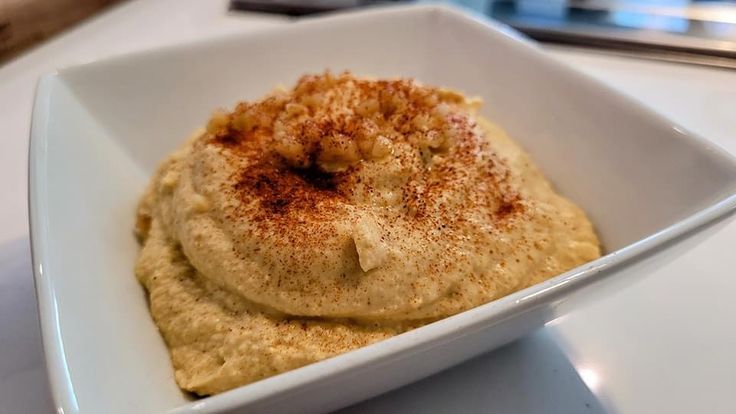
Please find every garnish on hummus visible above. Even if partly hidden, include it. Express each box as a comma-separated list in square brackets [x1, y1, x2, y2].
[134, 72, 600, 395]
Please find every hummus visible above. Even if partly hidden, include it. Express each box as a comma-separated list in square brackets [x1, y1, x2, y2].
[135, 72, 600, 395]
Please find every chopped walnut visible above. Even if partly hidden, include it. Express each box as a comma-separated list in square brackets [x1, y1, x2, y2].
[205, 71, 481, 172]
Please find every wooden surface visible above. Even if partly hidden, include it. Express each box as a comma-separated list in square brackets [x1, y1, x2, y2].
[0, 0, 124, 63]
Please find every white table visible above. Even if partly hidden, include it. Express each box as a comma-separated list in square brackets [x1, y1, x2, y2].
[1, 1, 735, 413]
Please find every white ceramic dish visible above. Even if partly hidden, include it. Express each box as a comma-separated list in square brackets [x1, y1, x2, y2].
[29, 5, 736, 414]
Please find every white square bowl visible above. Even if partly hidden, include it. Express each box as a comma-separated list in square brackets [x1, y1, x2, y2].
[29, 5, 736, 414]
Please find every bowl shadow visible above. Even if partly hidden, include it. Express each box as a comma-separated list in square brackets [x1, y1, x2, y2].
[0, 236, 55, 413]
[339, 328, 612, 414]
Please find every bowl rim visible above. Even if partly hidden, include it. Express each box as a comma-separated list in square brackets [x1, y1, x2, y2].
[28, 4, 736, 414]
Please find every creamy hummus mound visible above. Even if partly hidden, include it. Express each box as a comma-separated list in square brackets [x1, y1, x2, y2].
[135, 72, 601, 395]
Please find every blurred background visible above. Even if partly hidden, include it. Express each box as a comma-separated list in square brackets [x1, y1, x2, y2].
[2, 0, 735, 68]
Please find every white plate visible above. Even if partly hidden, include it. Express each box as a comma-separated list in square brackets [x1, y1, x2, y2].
[28, 5, 736, 414]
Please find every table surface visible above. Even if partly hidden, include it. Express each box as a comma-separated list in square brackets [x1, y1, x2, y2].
[1, 1, 735, 413]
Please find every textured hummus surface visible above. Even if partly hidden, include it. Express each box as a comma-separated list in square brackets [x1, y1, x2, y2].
[134, 72, 601, 395]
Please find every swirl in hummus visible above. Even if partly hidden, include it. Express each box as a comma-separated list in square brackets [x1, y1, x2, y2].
[134, 72, 601, 395]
